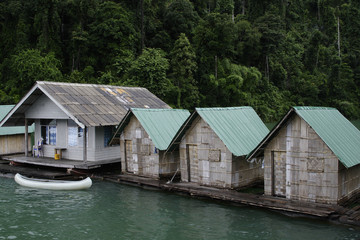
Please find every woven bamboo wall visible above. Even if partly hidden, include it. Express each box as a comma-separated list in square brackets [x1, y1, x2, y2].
[179, 116, 262, 189]
[0, 134, 31, 155]
[263, 115, 351, 204]
[119, 116, 179, 179]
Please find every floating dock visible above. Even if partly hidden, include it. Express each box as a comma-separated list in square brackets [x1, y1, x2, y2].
[102, 173, 360, 227]
[0, 159, 359, 227]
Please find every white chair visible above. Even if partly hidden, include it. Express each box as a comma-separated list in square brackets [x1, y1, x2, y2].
[33, 138, 43, 158]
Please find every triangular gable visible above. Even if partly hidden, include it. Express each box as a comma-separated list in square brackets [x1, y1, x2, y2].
[0, 83, 85, 128]
[247, 107, 360, 168]
[0, 81, 170, 129]
[132, 108, 190, 150]
[169, 107, 269, 157]
[109, 108, 190, 150]
[294, 107, 360, 168]
[197, 107, 269, 156]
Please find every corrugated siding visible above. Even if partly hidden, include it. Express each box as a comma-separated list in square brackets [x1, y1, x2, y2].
[294, 106, 360, 168]
[132, 108, 190, 150]
[196, 107, 269, 157]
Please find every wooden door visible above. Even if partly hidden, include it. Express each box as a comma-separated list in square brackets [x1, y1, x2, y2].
[272, 151, 286, 197]
[125, 140, 134, 173]
[186, 144, 198, 182]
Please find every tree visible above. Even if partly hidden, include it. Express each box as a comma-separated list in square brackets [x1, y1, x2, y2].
[122, 48, 173, 99]
[169, 33, 199, 109]
[88, 1, 137, 71]
[33, 0, 62, 55]
[9, 49, 62, 101]
[164, 0, 199, 40]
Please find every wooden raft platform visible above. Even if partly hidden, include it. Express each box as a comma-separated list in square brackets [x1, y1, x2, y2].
[0, 160, 71, 179]
[1, 154, 121, 169]
[102, 173, 360, 226]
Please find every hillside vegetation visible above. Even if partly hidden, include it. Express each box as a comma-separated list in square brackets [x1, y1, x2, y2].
[1, 0, 359, 122]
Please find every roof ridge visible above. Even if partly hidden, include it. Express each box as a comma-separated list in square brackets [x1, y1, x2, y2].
[37, 81, 146, 89]
[132, 108, 188, 112]
[293, 106, 336, 111]
[196, 106, 252, 111]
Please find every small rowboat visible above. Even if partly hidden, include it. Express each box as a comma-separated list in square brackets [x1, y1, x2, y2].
[14, 173, 92, 190]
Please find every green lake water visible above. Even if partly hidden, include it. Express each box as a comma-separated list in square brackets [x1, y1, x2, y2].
[0, 176, 359, 240]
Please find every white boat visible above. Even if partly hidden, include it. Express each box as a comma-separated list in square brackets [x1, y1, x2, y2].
[14, 173, 92, 190]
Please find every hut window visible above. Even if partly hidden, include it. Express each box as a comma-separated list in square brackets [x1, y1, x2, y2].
[209, 149, 221, 162]
[104, 126, 114, 147]
[40, 119, 56, 145]
[136, 128, 142, 138]
[68, 120, 84, 147]
[307, 158, 324, 173]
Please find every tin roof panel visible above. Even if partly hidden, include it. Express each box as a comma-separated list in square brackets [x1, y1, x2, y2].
[294, 106, 360, 168]
[196, 107, 269, 156]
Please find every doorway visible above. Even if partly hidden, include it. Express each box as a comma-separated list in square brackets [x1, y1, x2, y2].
[271, 151, 286, 197]
[186, 144, 198, 182]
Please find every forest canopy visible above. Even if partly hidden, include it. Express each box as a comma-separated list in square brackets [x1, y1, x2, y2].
[1, 0, 360, 122]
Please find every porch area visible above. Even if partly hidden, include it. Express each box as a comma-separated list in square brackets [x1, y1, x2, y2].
[1, 154, 121, 170]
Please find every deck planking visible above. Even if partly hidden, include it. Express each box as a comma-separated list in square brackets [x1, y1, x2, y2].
[1, 154, 121, 169]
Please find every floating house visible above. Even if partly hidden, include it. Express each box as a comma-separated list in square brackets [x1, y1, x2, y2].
[0, 81, 170, 164]
[0, 105, 34, 155]
[169, 107, 269, 189]
[109, 108, 190, 179]
[247, 107, 360, 205]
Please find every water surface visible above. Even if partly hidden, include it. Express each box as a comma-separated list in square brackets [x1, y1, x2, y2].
[0, 177, 359, 240]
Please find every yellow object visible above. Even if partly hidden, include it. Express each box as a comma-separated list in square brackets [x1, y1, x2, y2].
[54, 154, 60, 160]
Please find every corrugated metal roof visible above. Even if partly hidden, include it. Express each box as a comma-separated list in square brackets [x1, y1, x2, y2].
[196, 107, 269, 157]
[294, 106, 360, 168]
[0, 105, 15, 120]
[132, 108, 190, 150]
[0, 105, 34, 135]
[110, 108, 190, 149]
[0, 81, 170, 128]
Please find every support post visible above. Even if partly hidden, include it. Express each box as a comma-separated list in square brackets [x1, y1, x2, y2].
[83, 126, 87, 162]
[25, 118, 28, 157]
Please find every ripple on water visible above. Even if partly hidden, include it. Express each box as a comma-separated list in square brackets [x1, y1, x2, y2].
[0, 178, 360, 240]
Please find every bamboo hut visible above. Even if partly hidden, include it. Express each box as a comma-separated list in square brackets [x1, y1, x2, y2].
[248, 107, 360, 204]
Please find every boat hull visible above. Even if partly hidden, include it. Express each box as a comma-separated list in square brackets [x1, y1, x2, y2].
[14, 173, 92, 190]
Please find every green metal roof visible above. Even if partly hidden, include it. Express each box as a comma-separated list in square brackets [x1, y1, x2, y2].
[293, 106, 360, 168]
[0, 105, 34, 135]
[0, 105, 15, 120]
[112, 108, 190, 150]
[132, 108, 190, 150]
[196, 107, 269, 157]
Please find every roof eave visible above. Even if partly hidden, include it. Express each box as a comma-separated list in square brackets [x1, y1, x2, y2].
[108, 109, 133, 145]
[246, 108, 296, 160]
[37, 83, 85, 128]
[166, 111, 198, 152]
[0, 83, 40, 127]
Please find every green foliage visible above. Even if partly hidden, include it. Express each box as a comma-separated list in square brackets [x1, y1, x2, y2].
[164, 0, 199, 40]
[122, 48, 172, 99]
[0, 0, 360, 121]
[7, 49, 62, 101]
[169, 33, 199, 109]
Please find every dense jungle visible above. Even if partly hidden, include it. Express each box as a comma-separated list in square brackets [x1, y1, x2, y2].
[1, 0, 359, 122]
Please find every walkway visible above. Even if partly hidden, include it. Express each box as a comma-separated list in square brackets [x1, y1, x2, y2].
[1, 154, 121, 169]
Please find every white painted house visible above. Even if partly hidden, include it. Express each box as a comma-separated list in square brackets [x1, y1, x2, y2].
[0, 81, 170, 164]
